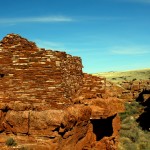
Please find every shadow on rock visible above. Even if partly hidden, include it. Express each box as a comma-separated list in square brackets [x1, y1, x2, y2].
[136, 90, 150, 131]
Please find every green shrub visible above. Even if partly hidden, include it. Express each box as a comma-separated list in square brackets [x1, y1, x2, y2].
[112, 78, 116, 80]
[119, 112, 128, 121]
[121, 123, 131, 130]
[125, 102, 139, 115]
[119, 102, 142, 121]
[119, 137, 138, 150]
[120, 129, 139, 142]
[119, 137, 131, 145]
[138, 141, 149, 150]
[119, 100, 150, 150]
[6, 137, 17, 146]
[124, 143, 138, 150]
[132, 78, 137, 81]
[122, 116, 134, 124]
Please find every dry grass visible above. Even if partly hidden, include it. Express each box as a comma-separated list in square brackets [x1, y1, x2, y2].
[93, 69, 150, 149]
[118, 102, 150, 150]
[93, 68, 150, 83]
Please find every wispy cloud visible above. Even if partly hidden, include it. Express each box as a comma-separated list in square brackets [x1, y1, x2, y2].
[0, 15, 127, 25]
[111, 46, 150, 55]
[0, 16, 74, 24]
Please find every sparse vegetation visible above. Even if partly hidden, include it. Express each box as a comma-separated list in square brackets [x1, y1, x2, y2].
[118, 101, 150, 150]
[112, 77, 116, 80]
[93, 69, 150, 83]
[132, 78, 137, 81]
[93, 68, 150, 149]
[6, 137, 17, 146]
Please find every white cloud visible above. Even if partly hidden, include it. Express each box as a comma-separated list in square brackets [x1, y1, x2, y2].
[0, 15, 127, 25]
[111, 46, 150, 55]
[0, 16, 74, 24]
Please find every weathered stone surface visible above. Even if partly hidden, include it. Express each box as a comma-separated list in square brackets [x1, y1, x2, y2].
[2, 111, 29, 134]
[104, 81, 124, 99]
[103, 80, 150, 102]
[80, 98, 124, 119]
[0, 34, 124, 150]
[121, 80, 150, 100]
[0, 34, 83, 104]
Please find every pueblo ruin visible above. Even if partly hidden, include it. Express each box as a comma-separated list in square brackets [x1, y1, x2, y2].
[0, 33, 126, 150]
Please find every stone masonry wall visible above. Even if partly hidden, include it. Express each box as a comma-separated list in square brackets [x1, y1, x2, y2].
[120, 80, 150, 100]
[0, 34, 124, 150]
[0, 34, 83, 103]
[81, 73, 106, 99]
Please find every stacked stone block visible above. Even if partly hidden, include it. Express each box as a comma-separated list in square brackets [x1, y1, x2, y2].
[120, 80, 150, 100]
[81, 73, 106, 99]
[0, 34, 83, 103]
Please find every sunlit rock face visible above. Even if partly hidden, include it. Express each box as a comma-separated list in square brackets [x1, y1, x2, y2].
[104, 79, 150, 102]
[0, 34, 124, 150]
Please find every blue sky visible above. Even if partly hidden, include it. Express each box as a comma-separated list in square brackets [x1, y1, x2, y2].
[0, 0, 150, 73]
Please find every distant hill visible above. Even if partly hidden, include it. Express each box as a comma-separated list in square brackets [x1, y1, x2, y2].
[93, 68, 150, 83]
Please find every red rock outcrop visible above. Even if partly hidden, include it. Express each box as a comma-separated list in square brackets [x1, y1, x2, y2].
[120, 80, 150, 100]
[0, 34, 124, 150]
[103, 80, 150, 102]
